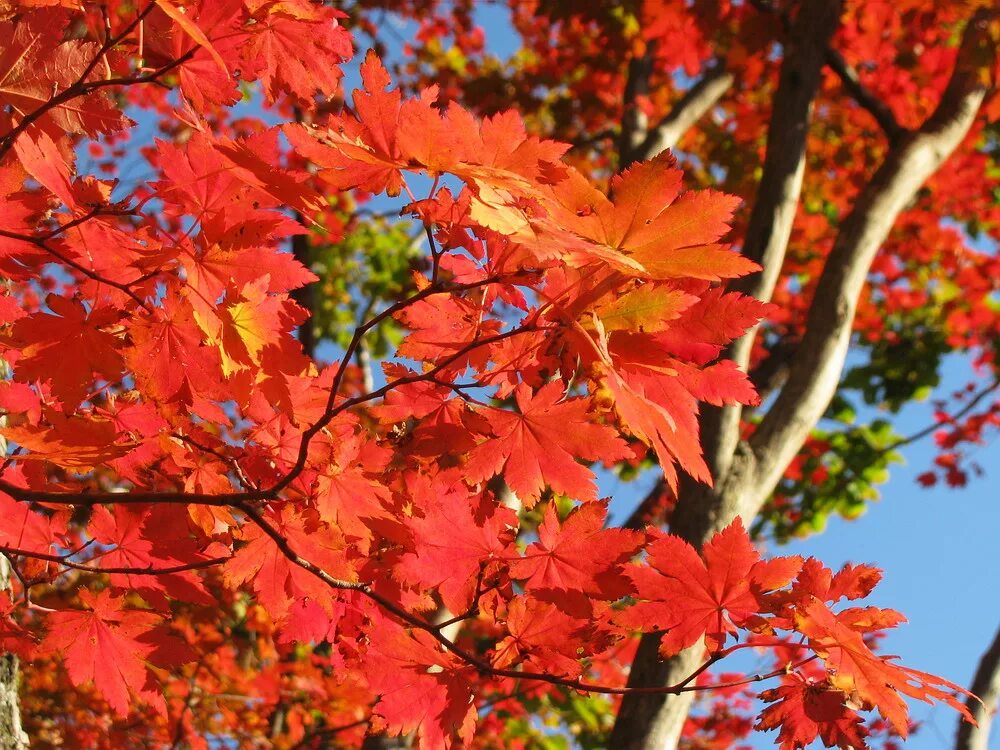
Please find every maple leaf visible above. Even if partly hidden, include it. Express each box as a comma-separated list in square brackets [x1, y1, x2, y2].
[124, 293, 228, 410]
[153, 133, 283, 228]
[366, 615, 477, 750]
[213, 127, 325, 215]
[285, 51, 406, 195]
[596, 285, 699, 333]
[0, 12, 126, 136]
[224, 506, 356, 622]
[2, 412, 130, 470]
[41, 589, 191, 717]
[619, 519, 802, 657]
[508, 502, 642, 614]
[660, 287, 775, 355]
[450, 108, 569, 184]
[155, 0, 229, 74]
[671, 358, 760, 407]
[0, 592, 33, 659]
[398, 477, 517, 613]
[311, 415, 395, 550]
[492, 596, 593, 677]
[87, 505, 214, 610]
[241, 3, 351, 103]
[539, 153, 755, 280]
[0, 486, 66, 557]
[143, 0, 243, 109]
[182, 242, 315, 303]
[756, 675, 870, 750]
[601, 362, 711, 491]
[791, 558, 884, 604]
[11, 125, 77, 209]
[625, 190, 753, 281]
[8, 294, 124, 409]
[464, 382, 630, 505]
[395, 293, 502, 372]
[633, 243, 761, 282]
[795, 597, 975, 737]
[193, 276, 293, 378]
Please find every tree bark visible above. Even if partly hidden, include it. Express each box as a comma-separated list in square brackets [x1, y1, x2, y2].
[610, 3, 841, 745]
[291, 231, 316, 357]
[748, 10, 994, 499]
[617, 50, 655, 170]
[956, 623, 1000, 750]
[0, 561, 27, 750]
[0, 351, 27, 749]
[631, 62, 734, 165]
[609, 7, 995, 750]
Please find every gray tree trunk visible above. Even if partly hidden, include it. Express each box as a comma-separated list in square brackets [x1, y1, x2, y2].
[956, 623, 1000, 750]
[0, 352, 27, 750]
[0, 559, 28, 750]
[609, 6, 996, 749]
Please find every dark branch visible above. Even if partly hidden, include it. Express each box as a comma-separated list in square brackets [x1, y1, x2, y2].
[825, 47, 907, 144]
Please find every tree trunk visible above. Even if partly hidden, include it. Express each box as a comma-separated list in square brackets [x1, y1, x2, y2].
[956, 623, 1000, 750]
[609, 0, 842, 744]
[0, 558, 28, 750]
[609, 6, 995, 749]
[0, 352, 27, 749]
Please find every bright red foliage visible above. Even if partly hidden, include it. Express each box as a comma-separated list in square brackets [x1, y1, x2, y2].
[0, 2, 987, 749]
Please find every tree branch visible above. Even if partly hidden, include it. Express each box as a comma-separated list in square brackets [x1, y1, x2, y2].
[236, 499, 815, 699]
[617, 47, 656, 170]
[750, 0, 907, 144]
[748, 10, 996, 512]
[0, 546, 230, 577]
[0, 275, 525, 508]
[956, 623, 1000, 750]
[825, 46, 907, 144]
[886, 376, 1000, 453]
[630, 61, 734, 164]
[712, 0, 845, 480]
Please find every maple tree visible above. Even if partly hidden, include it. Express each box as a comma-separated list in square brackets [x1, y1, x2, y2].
[0, 1, 996, 750]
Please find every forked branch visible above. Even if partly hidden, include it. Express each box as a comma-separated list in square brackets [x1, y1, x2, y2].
[749, 10, 997, 512]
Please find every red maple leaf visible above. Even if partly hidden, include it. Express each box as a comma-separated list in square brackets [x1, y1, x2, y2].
[41, 589, 191, 717]
[541, 153, 756, 282]
[395, 293, 503, 372]
[398, 476, 517, 613]
[464, 382, 630, 505]
[366, 615, 477, 750]
[8, 294, 124, 409]
[86, 505, 214, 610]
[224, 506, 356, 622]
[241, 3, 351, 103]
[0, 11, 126, 136]
[285, 51, 406, 196]
[0, 488, 66, 557]
[756, 675, 870, 750]
[124, 294, 228, 409]
[492, 596, 594, 677]
[2, 412, 130, 470]
[620, 519, 802, 657]
[508, 501, 642, 614]
[794, 598, 975, 737]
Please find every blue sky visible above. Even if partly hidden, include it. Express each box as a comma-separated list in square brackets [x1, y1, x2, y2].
[746, 357, 1000, 748]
